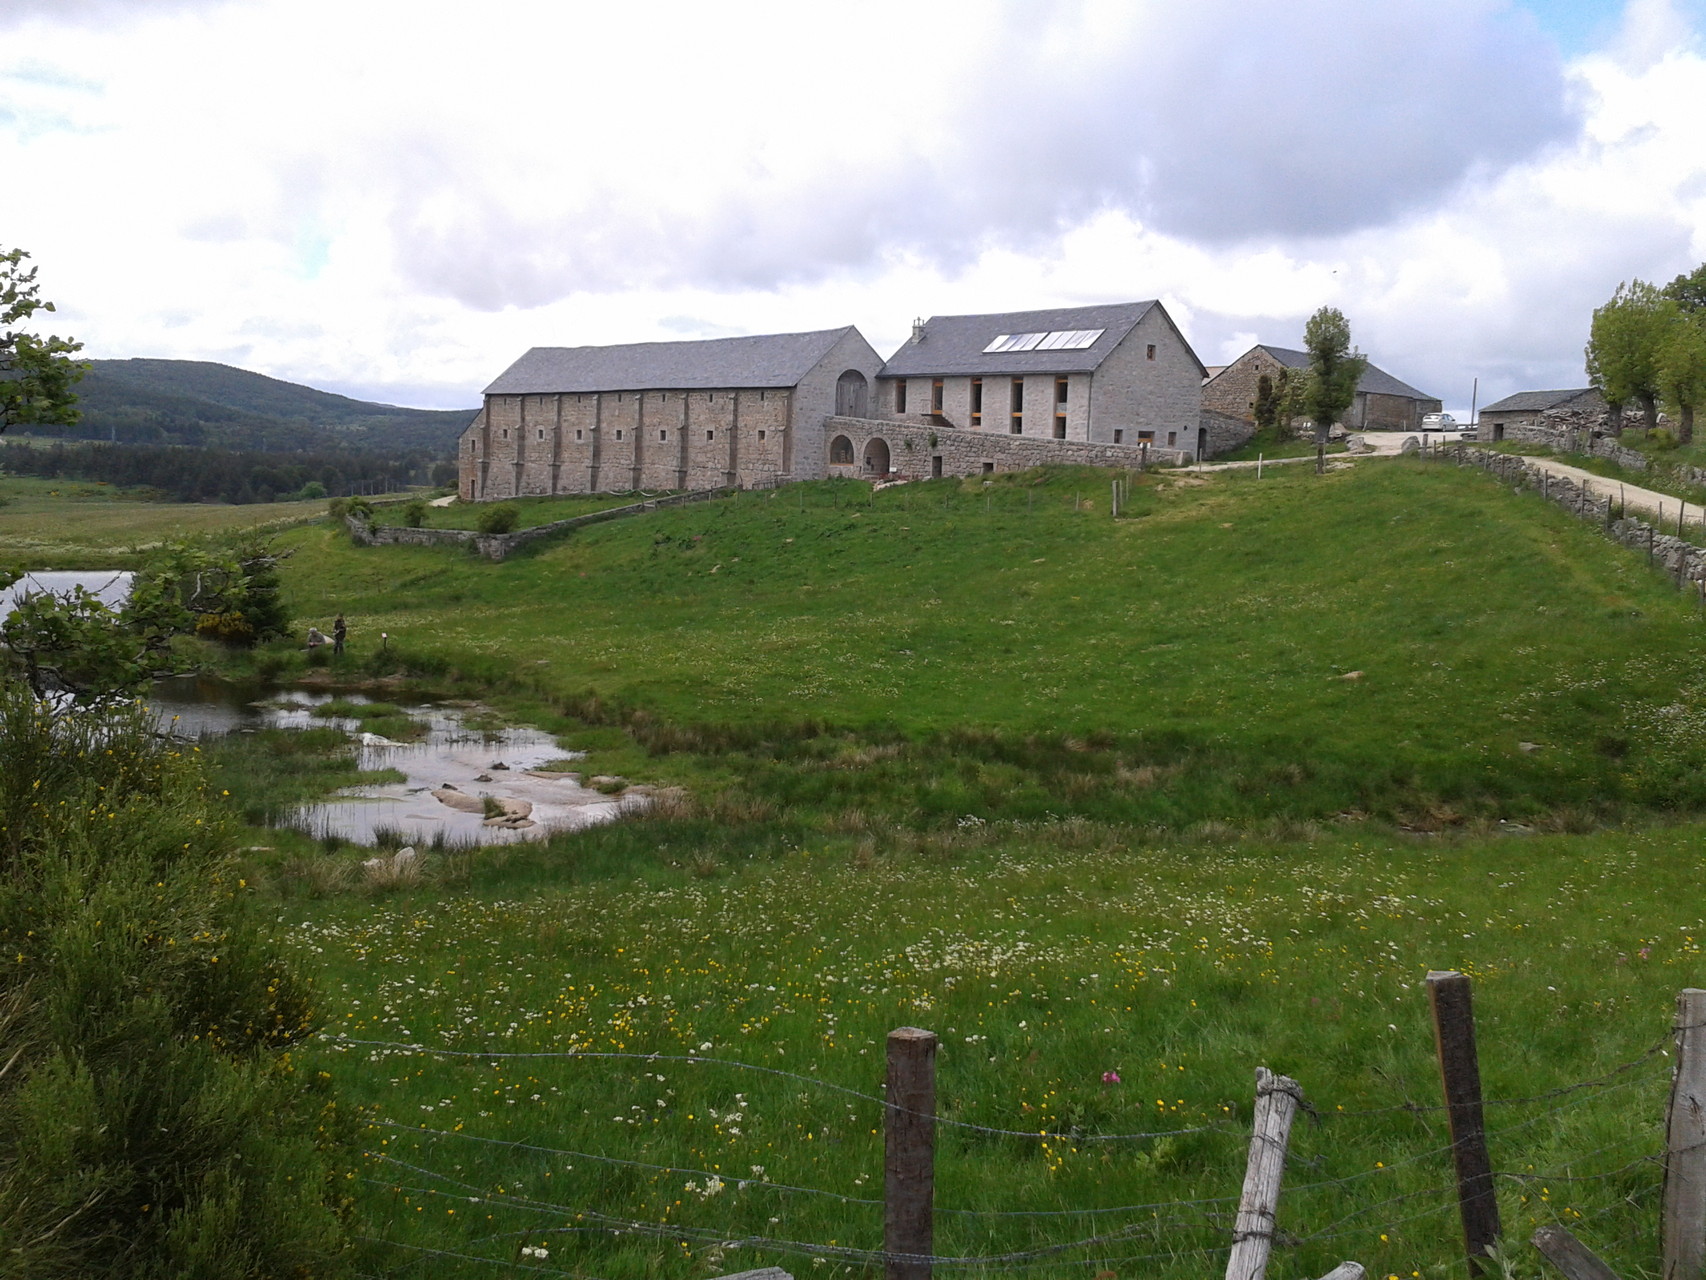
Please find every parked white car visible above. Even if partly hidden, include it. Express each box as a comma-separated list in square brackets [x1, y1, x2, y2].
[1420, 412, 1458, 430]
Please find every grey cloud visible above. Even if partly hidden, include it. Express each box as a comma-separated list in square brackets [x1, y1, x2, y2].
[381, 0, 1580, 309]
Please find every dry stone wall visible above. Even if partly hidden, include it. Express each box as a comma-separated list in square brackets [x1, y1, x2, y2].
[346, 487, 732, 562]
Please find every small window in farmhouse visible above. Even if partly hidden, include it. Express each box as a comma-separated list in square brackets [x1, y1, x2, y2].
[501, 428, 508, 438]
[982, 462, 994, 474]
[1053, 414, 1066, 439]
[1167, 431, 1176, 446]
[706, 430, 715, 441]
[757, 430, 767, 440]
[1010, 378, 1023, 434]
[616, 430, 624, 440]
[1146, 344, 1156, 360]
[895, 380, 908, 413]
[575, 429, 583, 441]
[931, 379, 943, 413]
[1114, 429, 1124, 443]
[1055, 377, 1068, 405]
[538, 428, 545, 440]
[970, 378, 982, 427]
[659, 430, 668, 441]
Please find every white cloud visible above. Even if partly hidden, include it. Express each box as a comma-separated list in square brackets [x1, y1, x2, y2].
[0, 0, 1698, 416]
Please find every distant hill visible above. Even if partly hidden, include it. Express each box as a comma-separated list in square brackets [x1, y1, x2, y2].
[25, 359, 477, 456]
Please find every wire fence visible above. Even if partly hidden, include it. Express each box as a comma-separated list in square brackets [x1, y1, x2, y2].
[333, 997, 1689, 1280]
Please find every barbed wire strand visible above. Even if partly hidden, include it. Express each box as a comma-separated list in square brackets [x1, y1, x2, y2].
[330, 1036, 1235, 1142]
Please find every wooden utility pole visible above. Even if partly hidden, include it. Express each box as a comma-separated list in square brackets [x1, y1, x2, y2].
[1664, 990, 1706, 1280]
[1226, 1067, 1304, 1280]
[1428, 970, 1501, 1275]
[885, 1027, 938, 1280]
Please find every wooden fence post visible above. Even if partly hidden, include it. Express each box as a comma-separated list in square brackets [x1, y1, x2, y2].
[1428, 970, 1501, 1275]
[1226, 1067, 1304, 1280]
[1532, 1224, 1622, 1280]
[1664, 990, 1706, 1280]
[885, 1027, 938, 1280]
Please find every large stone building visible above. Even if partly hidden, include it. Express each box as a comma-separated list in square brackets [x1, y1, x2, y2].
[460, 327, 882, 500]
[1203, 344, 1441, 432]
[460, 301, 1233, 500]
[874, 301, 1208, 454]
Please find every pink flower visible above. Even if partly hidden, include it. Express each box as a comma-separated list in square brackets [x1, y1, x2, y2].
[1102, 1071, 1121, 1085]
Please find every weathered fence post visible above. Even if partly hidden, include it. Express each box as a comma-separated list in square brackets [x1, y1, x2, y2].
[885, 1027, 938, 1280]
[1532, 1224, 1622, 1280]
[1428, 970, 1501, 1275]
[1664, 989, 1706, 1280]
[1225, 1067, 1304, 1280]
[1111, 480, 1119, 518]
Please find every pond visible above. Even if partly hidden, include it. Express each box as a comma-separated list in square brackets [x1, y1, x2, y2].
[148, 677, 640, 848]
[0, 570, 134, 622]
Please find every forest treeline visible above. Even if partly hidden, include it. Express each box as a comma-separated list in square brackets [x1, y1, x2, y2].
[0, 438, 455, 503]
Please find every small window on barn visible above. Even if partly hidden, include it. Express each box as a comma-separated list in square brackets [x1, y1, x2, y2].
[1114, 429, 1124, 443]
[1167, 431, 1176, 446]
[758, 430, 767, 441]
[1053, 414, 1066, 439]
[616, 430, 624, 440]
[660, 430, 668, 442]
[931, 379, 944, 413]
[982, 462, 994, 473]
[1146, 344, 1156, 360]
[1055, 377, 1068, 405]
[970, 378, 982, 426]
[538, 428, 545, 440]
[1010, 378, 1023, 433]
[501, 428, 509, 438]
[575, 429, 583, 441]
[895, 380, 908, 413]
[706, 430, 715, 441]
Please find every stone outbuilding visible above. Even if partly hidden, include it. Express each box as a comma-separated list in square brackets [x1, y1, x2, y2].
[1203, 344, 1442, 433]
[1475, 388, 1607, 442]
[874, 301, 1213, 457]
[459, 327, 883, 499]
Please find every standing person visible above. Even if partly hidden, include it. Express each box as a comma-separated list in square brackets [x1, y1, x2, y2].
[333, 614, 347, 656]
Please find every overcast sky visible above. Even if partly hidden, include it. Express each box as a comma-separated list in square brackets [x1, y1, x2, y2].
[3, 0, 1705, 416]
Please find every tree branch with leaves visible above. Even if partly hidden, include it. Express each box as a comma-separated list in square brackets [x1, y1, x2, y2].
[0, 247, 85, 435]
[1302, 307, 1368, 474]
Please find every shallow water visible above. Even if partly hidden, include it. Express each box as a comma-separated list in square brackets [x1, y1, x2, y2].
[147, 677, 635, 847]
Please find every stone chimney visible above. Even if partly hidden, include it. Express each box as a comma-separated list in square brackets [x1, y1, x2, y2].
[911, 316, 925, 342]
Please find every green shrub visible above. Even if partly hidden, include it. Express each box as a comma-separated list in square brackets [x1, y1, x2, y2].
[476, 502, 519, 535]
[326, 497, 350, 521]
[0, 682, 356, 1277]
[296, 480, 327, 501]
[1651, 426, 1680, 450]
[403, 498, 428, 528]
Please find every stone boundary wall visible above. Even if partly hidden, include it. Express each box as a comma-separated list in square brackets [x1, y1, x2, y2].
[1497, 420, 1654, 471]
[1452, 445, 1706, 589]
[822, 415, 1192, 477]
[345, 487, 733, 562]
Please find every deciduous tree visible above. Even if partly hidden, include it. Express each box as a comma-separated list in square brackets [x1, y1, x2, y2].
[0, 247, 85, 434]
[1658, 310, 1706, 445]
[1586, 279, 1672, 435]
[1302, 307, 1367, 474]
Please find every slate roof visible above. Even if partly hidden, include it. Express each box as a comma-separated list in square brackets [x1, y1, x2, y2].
[483, 327, 859, 395]
[1248, 345, 1437, 402]
[879, 302, 1180, 377]
[1479, 388, 1598, 413]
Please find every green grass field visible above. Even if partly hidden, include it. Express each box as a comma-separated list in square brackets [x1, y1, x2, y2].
[12, 455, 1706, 1276]
[0, 474, 396, 568]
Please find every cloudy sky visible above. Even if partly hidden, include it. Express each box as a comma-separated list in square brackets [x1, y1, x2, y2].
[3, 0, 1705, 416]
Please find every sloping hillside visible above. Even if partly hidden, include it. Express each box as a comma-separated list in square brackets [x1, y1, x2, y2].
[46, 358, 475, 454]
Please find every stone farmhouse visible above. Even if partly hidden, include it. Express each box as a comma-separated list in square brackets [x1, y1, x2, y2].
[460, 301, 1234, 501]
[1475, 388, 1607, 441]
[1203, 344, 1441, 433]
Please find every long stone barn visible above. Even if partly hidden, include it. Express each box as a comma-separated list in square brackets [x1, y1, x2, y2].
[460, 301, 1232, 500]
[460, 327, 884, 499]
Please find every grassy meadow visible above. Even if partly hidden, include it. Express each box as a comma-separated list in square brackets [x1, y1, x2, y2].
[13, 454, 1706, 1275]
